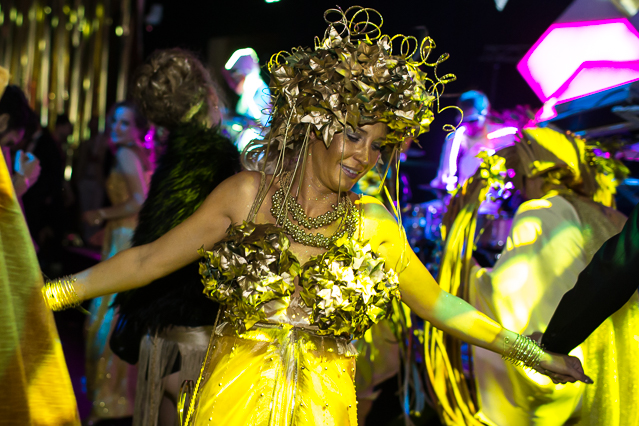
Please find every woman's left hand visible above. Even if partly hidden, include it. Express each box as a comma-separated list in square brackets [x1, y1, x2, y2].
[537, 351, 593, 385]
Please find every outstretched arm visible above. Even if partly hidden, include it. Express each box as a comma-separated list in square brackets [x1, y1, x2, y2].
[58, 172, 260, 301]
[542, 203, 639, 354]
[361, 197, 591, 383]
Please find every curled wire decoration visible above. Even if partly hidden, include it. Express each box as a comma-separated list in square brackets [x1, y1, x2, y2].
[267, 51, 290, 72]
[420, 37, 436, 64]
[323, 6, 384, 41]
[390, 34, 420, 60]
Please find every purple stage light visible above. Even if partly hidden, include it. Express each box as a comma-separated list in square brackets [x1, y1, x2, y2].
[551, 60, 639, 103]
[518, 18, 639, 104]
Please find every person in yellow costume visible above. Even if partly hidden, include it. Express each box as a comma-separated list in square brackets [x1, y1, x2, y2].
[42, 7, 590, 425]
[429, 127, 639, 426]
[0, 67, 80, 425]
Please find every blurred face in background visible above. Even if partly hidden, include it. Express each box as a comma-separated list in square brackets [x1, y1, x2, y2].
[54, 122, 73, 144]
[461, 106, 487, 138]
[0, 113, 25, 147]
[0, 128, 25, 147]
[110, 106, 141, 145]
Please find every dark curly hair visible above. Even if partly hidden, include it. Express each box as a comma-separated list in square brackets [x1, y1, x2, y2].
[0, 85, 37, 134]
[131, 49, 218, 129]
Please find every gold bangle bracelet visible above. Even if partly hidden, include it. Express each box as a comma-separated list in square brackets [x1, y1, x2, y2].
[502, 334, 544, 369]
[42, 276, 81, 311]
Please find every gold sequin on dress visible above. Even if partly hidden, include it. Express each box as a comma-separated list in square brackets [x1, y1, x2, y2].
[187, 220, 400, 425]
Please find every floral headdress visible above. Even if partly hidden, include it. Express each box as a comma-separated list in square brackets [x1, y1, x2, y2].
[264, 6, 456, 151]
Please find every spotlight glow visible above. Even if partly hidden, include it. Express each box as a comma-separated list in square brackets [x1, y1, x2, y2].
[487, 127, 518, 140]
[518, 18, 639, 103]
[224, 48, 259, 70]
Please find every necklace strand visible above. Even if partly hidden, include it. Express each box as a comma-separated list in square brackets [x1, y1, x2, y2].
[270, 171, 358, 248]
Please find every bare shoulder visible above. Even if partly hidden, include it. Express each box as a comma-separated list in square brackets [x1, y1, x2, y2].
[357, 195, 396, 222]
[217, 170, 263, 194]
[207, 170, 264, 222]
[115, 147, 143, 170]
[356, 195, 400, 243]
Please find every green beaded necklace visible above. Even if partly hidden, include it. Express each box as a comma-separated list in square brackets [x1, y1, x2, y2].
[270, 171, 358, 248]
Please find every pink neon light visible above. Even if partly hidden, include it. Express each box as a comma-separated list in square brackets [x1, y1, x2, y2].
[535, 98, 558, 122]
[552, 60, 639, 103]
[517, 18, 639, 102]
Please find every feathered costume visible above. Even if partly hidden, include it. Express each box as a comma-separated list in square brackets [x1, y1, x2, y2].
[111, 123, 240, 426]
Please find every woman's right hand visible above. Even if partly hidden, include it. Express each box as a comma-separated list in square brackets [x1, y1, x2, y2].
[537, 351, 593, 385]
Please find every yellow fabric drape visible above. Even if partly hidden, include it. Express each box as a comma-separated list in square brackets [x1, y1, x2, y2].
[0, 91, 79, 423]
[426, 127, 639, 426]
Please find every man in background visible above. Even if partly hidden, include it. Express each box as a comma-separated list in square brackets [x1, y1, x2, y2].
[431, 90, 516, 191]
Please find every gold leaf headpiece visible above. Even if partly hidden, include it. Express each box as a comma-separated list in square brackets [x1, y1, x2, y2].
[265, 6, 456, 149]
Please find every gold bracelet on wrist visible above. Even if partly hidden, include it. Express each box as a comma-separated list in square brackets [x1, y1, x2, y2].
[42, 276, 82, 311]
[502, 334, 544, 369]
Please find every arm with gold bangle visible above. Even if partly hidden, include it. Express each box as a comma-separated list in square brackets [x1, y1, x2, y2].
[366, 200, 592, 385]
[41, 220, 212, 311]
[42, 171, 254, 313]
[42, 276, 86, 312]
[41, 244, 153, 312]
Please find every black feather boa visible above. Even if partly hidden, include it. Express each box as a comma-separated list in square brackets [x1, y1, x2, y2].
[113, 123, 240, 336]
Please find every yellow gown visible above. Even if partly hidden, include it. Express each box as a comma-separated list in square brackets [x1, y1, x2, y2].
[186, 222, 400, 426]
[0, 145, 79, 421]
[85, 170, 139, 419]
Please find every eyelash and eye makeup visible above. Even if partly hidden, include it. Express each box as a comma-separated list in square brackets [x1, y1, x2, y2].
[346, 132, 382, 151]
[346, 132, 361, 142]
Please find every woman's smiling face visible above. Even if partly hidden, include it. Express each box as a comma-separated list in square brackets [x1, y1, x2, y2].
[308, 122, 387, 193]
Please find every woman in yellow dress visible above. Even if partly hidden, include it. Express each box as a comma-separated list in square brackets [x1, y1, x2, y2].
[43, 7, 590, 425]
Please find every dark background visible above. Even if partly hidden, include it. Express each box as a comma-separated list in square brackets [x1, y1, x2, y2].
[142, 0, 572, 110]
